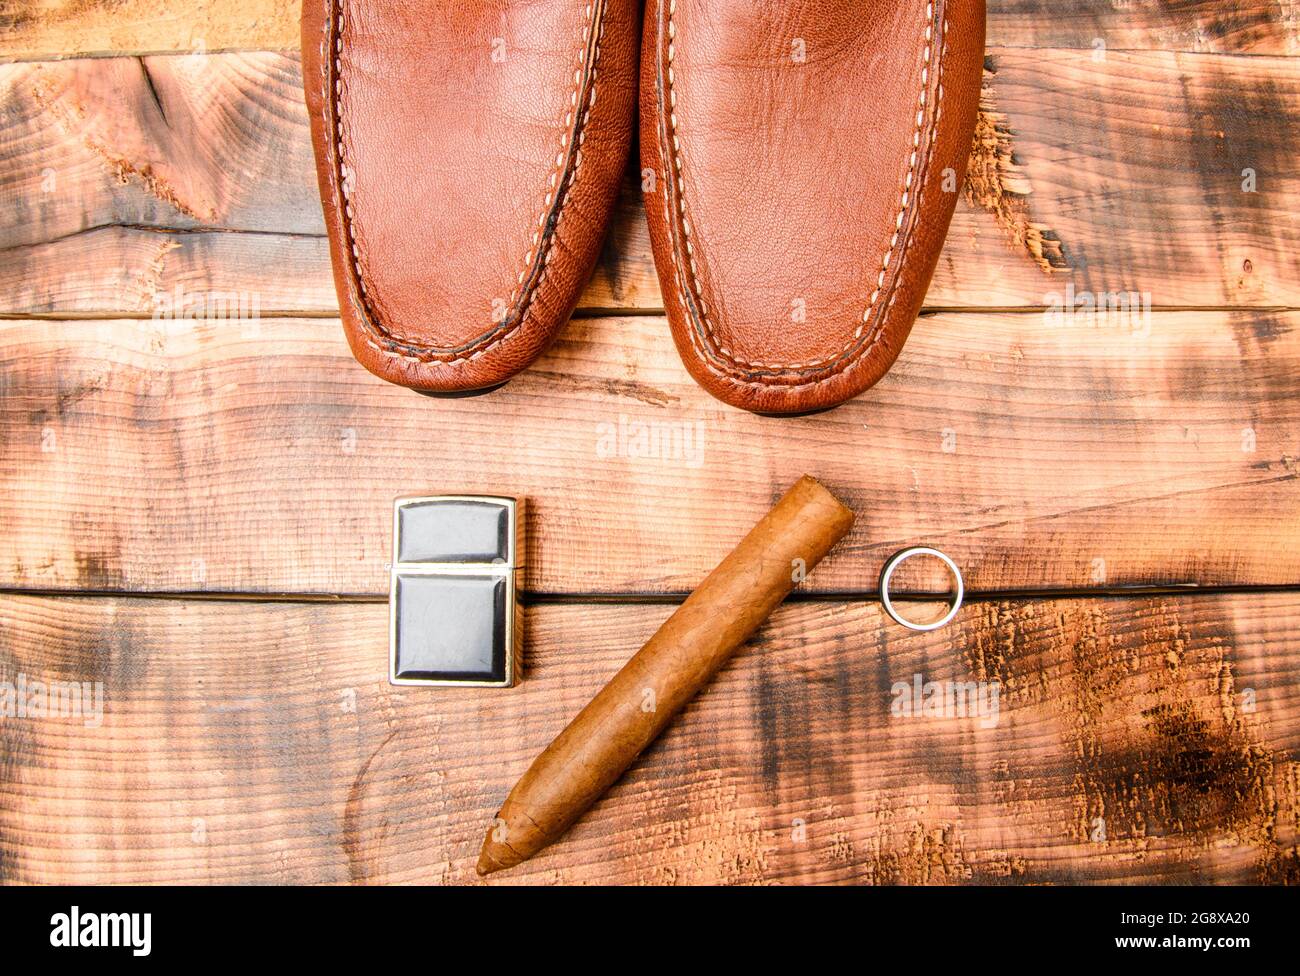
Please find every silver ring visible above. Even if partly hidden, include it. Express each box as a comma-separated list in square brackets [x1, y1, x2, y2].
[879, 547, 964, 632]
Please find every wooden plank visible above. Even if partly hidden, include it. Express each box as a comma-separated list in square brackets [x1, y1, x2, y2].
[2, 1, 1295, 60]
[1, 591, 1295, 884]
[3, 48, 1298, 315]
[990, 1, 1300, 54]
[0, 0, 296, 61]
[0, 53, 652, 315]
[2, 312, 1298, 597]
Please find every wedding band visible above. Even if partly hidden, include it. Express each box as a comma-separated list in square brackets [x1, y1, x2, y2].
[878, 547, 964, 632]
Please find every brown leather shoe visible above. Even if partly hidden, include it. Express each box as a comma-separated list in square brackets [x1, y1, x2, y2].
[641, 0, 985, 414]
[303, 1, 638, 395]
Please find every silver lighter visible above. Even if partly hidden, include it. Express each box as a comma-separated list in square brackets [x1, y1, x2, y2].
[389, 494, 524, 687]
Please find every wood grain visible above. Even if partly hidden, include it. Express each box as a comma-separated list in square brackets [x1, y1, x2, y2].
[2, 312, 1297, 597]
[0, 53, 653, 315]
[990, 1, 1300, 54]
[1, 0, 1298, 890]
[0, 0, 297, 61]
[2, 0, 1295, 59]
[1, 592, 1295, 885]
[2, 47, 1298, 314]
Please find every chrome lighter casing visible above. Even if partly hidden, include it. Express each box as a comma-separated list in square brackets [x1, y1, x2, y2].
[389, 494, 524, 688]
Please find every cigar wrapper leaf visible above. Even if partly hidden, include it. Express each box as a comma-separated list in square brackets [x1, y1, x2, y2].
[477, 475, 855, 875]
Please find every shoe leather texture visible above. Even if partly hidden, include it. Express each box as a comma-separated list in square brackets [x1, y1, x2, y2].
[641, 0, 985, 414]
[303, 0, 638, 394]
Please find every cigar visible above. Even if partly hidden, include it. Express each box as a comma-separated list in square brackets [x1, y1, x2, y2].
[477, 475, 855, 875]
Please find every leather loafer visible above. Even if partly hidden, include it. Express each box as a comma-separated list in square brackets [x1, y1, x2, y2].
[303, 0, 638, 395]
[641, 0, 985, 414]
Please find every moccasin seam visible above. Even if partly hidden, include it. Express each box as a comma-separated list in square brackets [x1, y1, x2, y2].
[662, 1, 947, 383]
[329, 0, 607, 365]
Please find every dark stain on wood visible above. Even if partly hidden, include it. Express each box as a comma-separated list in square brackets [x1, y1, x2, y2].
[1063, 601, 1294, 880]
[1137, 700, 1272, 835]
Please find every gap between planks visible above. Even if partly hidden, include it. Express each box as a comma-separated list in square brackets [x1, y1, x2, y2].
[5, 307, 1299, 322]
[4, 583, 1300, 606]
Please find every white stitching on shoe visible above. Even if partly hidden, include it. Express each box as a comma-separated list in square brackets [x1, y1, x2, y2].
[330, 0, 606, 365]
[663, 0, 947, 379]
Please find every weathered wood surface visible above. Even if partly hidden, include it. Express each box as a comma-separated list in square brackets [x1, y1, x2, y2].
[1, 592, 1295, 885]
[0, 0, 294, 61]
[2, 46, 1299, 314]
[2, 0, 1294, 60]
[1, 0, 1298, 889]
[2, 312, 1297, 596]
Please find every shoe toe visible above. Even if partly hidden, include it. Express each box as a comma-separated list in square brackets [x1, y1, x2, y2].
[642, 0, 985, 414]
[304, 0, 639, 394]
